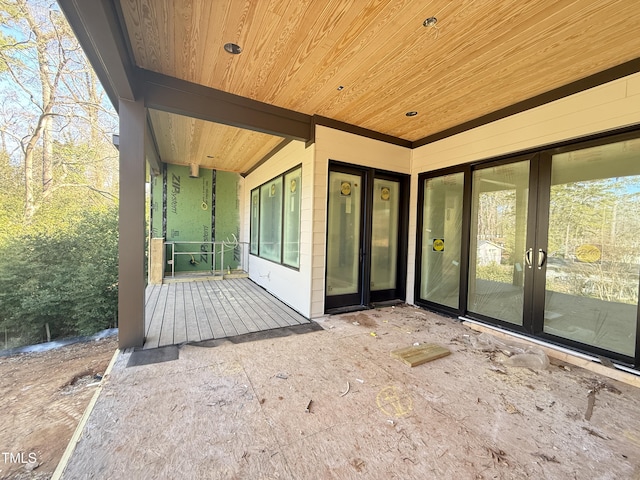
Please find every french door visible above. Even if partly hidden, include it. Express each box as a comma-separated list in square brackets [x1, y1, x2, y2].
[325, 164, 408, 311]
[418, 131, 640, 366]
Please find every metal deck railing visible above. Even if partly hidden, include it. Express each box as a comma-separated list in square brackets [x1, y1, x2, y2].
[164, 237, 250, 278]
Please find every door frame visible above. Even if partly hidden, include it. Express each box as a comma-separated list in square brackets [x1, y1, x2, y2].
[368, 169, 409, 305]
[531, 133, 640, 365]
[324, 164, 367, 311]
[324, 161, 409, 312]
[465, 153, 541, 334]
[415, 128, 640, 368]
[414, 164, 472, 317]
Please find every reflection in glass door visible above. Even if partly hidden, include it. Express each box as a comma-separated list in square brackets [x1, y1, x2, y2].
[326, 171, 363, 307]
[370, 179, 399, 296]
[468, 160, 531, 326]
[541, 139, 640, 357]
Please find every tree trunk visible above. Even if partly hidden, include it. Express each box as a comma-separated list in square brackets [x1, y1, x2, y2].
[85, 71, 104, 188]
[42, 113, 53, 199]
[22, 109, 52, 219]
[33, 15, 55, 200]
[23, 124, 39, 220]
[3, 0, 115, 218]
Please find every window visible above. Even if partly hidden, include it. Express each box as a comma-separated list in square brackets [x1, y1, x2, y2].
[259, 177, 283, 262]
[250, 165, 302, 268]
[250, 189, 259, 254]
[283, 168, 301, 267]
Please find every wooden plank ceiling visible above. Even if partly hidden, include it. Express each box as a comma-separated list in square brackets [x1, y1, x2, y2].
[120, 0, 640, 173]
[148, 109, 284, 171]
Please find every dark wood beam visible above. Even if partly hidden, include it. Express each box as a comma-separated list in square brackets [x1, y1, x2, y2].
[58, 0, 138, 110]
[140, 69, 313, 142]
[313, 115, 412, 149]
[145, 114, 163, 176]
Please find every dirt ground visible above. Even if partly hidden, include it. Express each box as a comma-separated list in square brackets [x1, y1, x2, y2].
[0, 337, 118, 480]
[59, 306, 640, 480]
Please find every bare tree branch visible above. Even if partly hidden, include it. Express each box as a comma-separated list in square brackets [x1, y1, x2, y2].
[51, 182, 118, 201]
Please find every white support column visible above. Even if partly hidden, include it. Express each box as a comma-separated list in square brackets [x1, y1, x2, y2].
[118, 98, 146, 348]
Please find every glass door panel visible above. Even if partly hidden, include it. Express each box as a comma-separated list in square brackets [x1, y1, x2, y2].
[370, 179, 399, 292]
[542, 139, 640, 357]
[326, 171, 362, 298]
[468, 161, 530, 325]
[420, 172, 464, 309]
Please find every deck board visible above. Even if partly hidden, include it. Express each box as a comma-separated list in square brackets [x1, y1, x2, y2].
[228, 281, 276, 331]
[143, 278, 311, 349]
[144, 284, 160, 338]
[146, 284, 169, 349]
[206, 281, 247, 337]
[173, 283, 188, 345]
[145, 284, 159, 306]
[216, 279, 265, 332]
[227, 279, 290, 329]
[236, 278, 307, 326]
[159, 284, 176, 347]
[196, 281, 227, 339]
[184, 283, 202, 343]
[190, 282, 213, 340]
[244, 279, 307, 325]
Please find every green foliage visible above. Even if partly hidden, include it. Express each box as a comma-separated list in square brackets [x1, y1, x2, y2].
[476, 262, 513, 284]
[0, 205, 118, 346]
[0, 153, 24, 244]
[0, 0, 120, 348]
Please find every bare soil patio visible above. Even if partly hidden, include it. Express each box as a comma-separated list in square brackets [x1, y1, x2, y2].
[58, 305, 640, 479]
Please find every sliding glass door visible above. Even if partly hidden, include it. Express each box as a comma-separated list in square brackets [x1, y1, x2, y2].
[418, 171, 465, 310]
[468, 159, 534, 327]
[538, 139, 640, 357]
[416, 132, 640, 365]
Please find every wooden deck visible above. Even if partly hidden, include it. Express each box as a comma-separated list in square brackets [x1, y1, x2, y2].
[144, 278, 309, 349]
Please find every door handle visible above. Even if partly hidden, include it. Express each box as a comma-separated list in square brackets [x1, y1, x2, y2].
[525, 248, 533, 268]
[537, 249, 546, 269]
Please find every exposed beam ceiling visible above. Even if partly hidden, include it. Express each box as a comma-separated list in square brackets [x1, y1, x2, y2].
[61, 0, 640, 174]
[141, 69, 313, 142]
[120, 0, 640, 139]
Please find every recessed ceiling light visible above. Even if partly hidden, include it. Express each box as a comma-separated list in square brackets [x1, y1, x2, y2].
[206, 155, 214, 158]
[423, 17, 437, 27]
[337, 85, 344, 91]
[223, 43, 242, 54]
[406, 111, 418, 117]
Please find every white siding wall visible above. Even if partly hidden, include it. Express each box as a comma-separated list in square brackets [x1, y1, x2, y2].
[242, 140, 314, 317]
[310, 125, 412, 317]
[406, 72, 640, 305]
